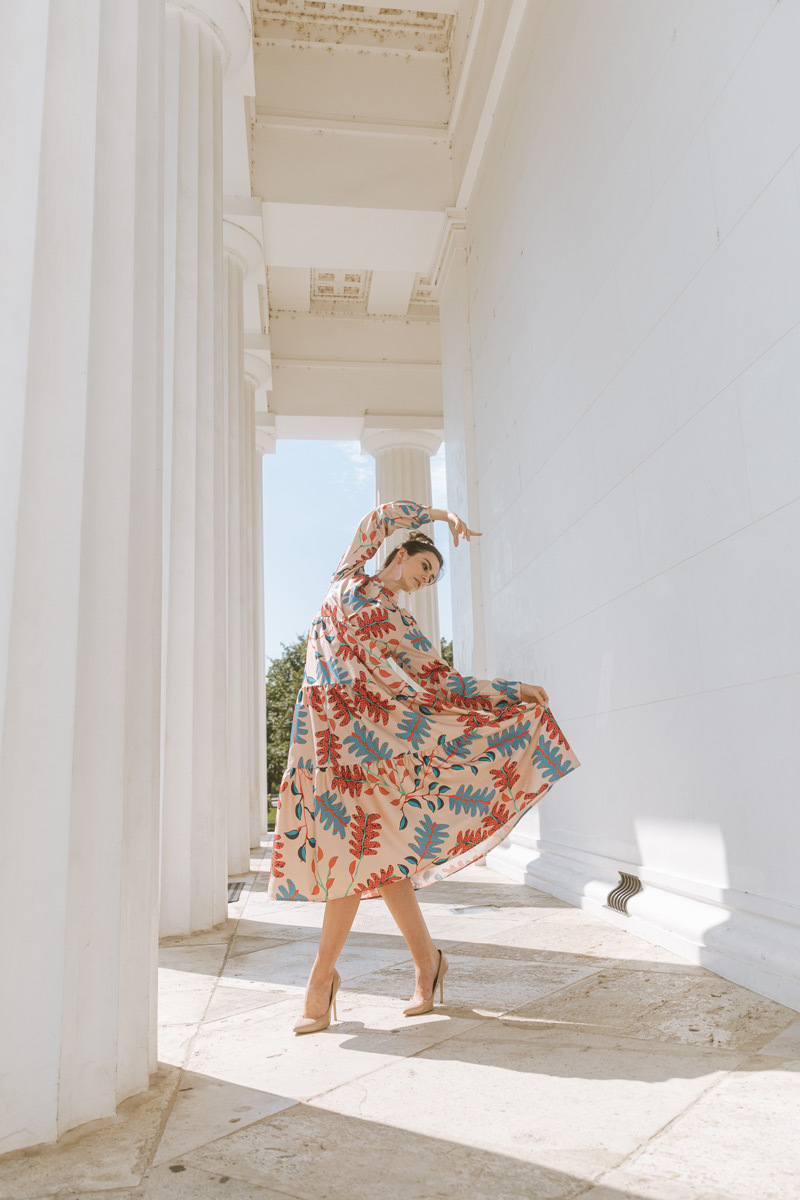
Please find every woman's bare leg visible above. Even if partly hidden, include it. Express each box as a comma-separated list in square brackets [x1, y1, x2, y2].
[379, 878, 442, 1005]
[303, 894, 361, 1018]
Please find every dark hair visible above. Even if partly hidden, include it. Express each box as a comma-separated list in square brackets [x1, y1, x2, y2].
[385, 531, 444, 584]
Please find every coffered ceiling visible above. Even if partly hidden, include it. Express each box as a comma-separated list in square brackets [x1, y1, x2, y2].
[246, 0, 522, 430]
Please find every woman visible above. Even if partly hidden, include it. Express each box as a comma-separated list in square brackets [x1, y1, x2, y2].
[267, 501, 580, 1033]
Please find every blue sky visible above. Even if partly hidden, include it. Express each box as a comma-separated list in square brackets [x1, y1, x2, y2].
[261, 440, 451, 663]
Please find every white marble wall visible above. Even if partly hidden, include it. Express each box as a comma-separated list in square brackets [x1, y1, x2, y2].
[460, 0, 800, 1006]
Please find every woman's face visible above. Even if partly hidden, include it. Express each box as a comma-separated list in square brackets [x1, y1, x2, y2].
[396, 547, 439, 592]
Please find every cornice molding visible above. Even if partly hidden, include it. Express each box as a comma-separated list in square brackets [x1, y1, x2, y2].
[428, 208, 466, 293]
[455, 0, 529, 211]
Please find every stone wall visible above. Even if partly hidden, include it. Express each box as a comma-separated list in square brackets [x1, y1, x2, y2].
[462, 0, 800, 1007]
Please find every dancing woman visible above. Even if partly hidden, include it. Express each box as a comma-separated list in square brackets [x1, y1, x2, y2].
[267, 501, 580, 1032]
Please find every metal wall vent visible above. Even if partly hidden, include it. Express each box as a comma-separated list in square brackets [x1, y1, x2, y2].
[228, 882, 245, 902]
[606, 871, 642, 915]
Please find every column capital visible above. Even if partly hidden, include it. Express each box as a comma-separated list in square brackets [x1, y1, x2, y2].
[166, 0, 251, 78]
[223, 219, 263, 280]
[360, 422, 442, 459]
[244, 352, 270, 392]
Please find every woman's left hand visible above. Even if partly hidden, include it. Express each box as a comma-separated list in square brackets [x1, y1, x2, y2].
[519, 683, 549, 706]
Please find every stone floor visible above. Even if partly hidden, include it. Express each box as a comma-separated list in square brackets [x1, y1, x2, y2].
[4, 845, 800, 1200]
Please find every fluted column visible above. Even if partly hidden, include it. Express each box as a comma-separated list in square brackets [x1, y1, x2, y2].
[0, 0, 164, 1151]
[360, 426, 443, 647]
[248, 365, 274, 845]
[223, 225, 263, 871]
[160, 0, 250, 934]
[434, 217, 487, 675]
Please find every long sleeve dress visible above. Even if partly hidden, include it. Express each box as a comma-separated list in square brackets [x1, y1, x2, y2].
[267, 501, 580, 902]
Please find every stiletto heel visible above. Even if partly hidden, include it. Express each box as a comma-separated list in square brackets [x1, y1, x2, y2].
[403, 949, 449, 1016]
[294, 968, 341, 1035]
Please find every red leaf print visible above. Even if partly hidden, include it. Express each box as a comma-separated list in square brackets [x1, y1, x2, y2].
[307, 687, 324, 714]
[354, 607, 392, 641]
[539, 706, 569, 748]
[354, 864, 398, 893]
[332, 763, 365, 798]
[490, 760, 520, 793]
[348, 805, 382, 858]
[315, 727, 342, 768]
[352, 672, 395, 725]
[480, 799, 511, 835]
[418, 659, 450, 688]
[329, 685, 357, 725]
[449, 827, 483, 856]
[271, 834, 285, 879]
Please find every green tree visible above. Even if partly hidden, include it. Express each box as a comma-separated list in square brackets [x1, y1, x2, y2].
[440, 636, 454, 667]
[265, 633, 308, 795]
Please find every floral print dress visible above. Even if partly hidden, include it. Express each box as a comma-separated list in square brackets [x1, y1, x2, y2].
[268, 501, 580, 902]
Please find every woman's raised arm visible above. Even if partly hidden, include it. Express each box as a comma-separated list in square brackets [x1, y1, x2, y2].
[331, 501, 431, 583]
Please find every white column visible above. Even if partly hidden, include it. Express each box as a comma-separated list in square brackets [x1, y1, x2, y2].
[223, 224, 263, 870]
[0, 0, 164, 1151]
[160, 0, 250, 934]
[435, 216, 487, 674]
[247, 364, 273, 844]
[360, 426, 443, 648]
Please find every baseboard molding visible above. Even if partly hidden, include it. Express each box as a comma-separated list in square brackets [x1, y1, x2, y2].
[487, 836, 800, 1013]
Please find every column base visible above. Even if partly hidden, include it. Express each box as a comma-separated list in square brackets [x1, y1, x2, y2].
[488, 832, 800, 1013]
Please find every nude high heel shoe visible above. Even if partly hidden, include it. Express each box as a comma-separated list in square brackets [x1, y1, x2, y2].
[403, 949, 448, 1016]
[293, 968, 341, 1035]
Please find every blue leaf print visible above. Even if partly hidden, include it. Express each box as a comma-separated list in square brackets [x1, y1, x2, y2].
[313, 790, 350, 838]
[532, 735, 574, 782]
[404, 627, 433, 653]
[492, 679, 520, 702]
[314, 654, 333, 685]
[342, 578, 373, 611]
[447, 673, 478, 698]
[390, 647, 414, 673]
[328, 655, 351, 686]
[343, 720, 393, 762]
[397, 709, 432, 750]
[448, 785, 494, 817]
[275, 881, 307, 902]
[399, 500, 429, 527]
[487, 720, 532, 758]
[290, 700, 308, 746]
[408, 814, 449, 861]
[440, 728, 480, 759]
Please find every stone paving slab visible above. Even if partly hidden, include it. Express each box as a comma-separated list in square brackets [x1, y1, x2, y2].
[184, 1103, 584, 1200]
[308, 1024, 746, 1181]
[510, 965, 796, 1050]
[595, 1056, 800, 1200]
[3, 860, 799, 1200]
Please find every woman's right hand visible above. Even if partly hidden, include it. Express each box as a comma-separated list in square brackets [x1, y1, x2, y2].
[519, 683, 550, 707]
[444, 510, 481, 547]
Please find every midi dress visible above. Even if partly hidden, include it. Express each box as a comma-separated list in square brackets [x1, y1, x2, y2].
[267, 501, 580, 902]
